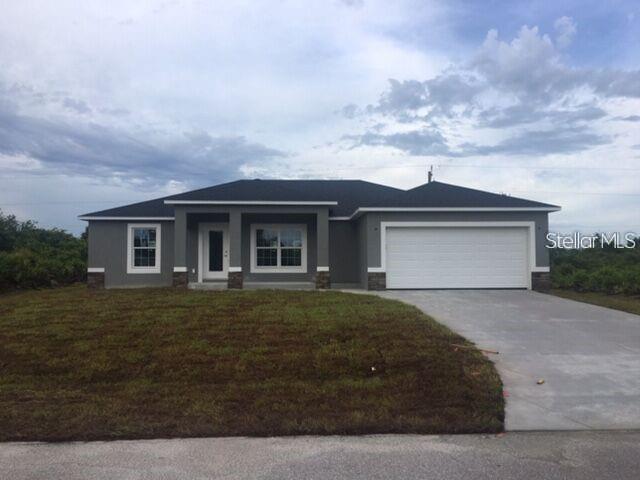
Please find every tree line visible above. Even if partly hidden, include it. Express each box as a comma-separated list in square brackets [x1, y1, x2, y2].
[551, 236, 640, 295]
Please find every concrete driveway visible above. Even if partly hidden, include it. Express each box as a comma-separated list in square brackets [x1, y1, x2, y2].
[376, 290, 640, 430]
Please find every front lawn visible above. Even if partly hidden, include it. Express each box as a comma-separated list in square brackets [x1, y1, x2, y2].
[0, 285, 503, 441]
[551, 289, 640, 316]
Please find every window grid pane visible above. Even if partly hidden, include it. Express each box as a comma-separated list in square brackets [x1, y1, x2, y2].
[281, 248, 301, 266]
[132, 228, 157, 268]
[255, 227, 303, 268]
[256, 229, 278, 247]
[256, 247, 278, 266]
[280, 229, 302, 247]
[133, 247, 156, 267]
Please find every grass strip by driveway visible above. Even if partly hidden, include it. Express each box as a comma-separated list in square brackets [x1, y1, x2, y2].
[0, 285, 503, 441]
[550, 289, 640, 316]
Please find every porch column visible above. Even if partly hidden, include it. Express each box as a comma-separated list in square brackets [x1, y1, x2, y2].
[228, 209, 243, 289]
[315, 208, 330, 289]
[172, 208, 188, 287]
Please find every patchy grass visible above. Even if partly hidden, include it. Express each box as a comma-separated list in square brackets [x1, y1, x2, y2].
[0, 285, 503, 441]
[551, 289, 640, 316]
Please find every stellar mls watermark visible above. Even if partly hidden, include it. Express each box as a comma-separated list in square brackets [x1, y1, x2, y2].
[546, 232, 638, 249]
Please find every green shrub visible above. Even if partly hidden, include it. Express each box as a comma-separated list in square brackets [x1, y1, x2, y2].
[620, 267, 640, 295]
[569, 270, 590, 292]
[550, 238, 640, 295]
[0, 210, 86, 291]
[550, 263, 576, 289]
[587, 267, 624, 294]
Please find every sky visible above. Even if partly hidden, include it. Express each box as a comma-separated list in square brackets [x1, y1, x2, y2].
[0, 0, 639, 235]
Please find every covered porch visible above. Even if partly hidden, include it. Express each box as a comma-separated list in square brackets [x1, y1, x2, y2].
[171, 205, 331, 289]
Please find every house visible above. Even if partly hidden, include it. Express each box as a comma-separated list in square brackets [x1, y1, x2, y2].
[79, 179, 560, 291]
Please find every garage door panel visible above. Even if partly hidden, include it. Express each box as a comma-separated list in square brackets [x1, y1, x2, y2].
[386, 227, 529, 289]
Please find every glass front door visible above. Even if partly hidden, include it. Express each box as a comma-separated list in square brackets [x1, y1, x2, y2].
[201, 223, 228, 280]
[208, 230, 223, 272]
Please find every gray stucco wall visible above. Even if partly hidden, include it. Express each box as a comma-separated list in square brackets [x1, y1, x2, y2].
[88, 221, 174, 288]
[87, 208, 549, 288]
[328, 220, 360, 285]
[362, 211, 550, 269]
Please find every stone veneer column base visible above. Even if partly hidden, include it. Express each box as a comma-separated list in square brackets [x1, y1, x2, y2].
[228, 271, 244, 289]
[531, 271, 551, 292]
[315, 271, 331, 289]
[172, 271, 188, 288]
[367, 272, 386, 290]
[87, 272, 105, 289]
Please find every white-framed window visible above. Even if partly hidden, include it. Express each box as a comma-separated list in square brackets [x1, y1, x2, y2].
[127, 223, 161, 274]
[250, 224, 307, 273]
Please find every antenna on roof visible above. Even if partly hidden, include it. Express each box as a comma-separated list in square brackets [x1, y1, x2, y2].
[427, 165, 434, 183]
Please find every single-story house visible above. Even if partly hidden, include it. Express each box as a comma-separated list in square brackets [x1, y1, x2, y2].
[79, 179, 560, 291]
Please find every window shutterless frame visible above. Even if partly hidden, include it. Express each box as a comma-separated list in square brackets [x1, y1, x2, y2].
[126, 223, 161, 274]
[250, 224, 307, 273]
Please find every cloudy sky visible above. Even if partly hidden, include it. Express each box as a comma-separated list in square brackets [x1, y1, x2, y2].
[1, 0, 639, 234]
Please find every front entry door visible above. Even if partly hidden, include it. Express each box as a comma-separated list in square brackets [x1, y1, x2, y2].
[200, 223, 229, 280]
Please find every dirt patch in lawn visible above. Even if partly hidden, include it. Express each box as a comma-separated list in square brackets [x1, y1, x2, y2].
[0, 285, 503, 441]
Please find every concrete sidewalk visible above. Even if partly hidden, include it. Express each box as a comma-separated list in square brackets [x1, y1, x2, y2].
[2, 432, 640, 480]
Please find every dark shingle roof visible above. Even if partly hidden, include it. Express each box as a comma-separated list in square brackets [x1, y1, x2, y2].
[382, 181, 559, 209]
[163, 180, 404, 216]
[80, 179, 559, 219]
[79, 197, 174, 218]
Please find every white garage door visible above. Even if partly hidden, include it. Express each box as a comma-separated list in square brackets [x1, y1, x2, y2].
[386, 227, 529, 289]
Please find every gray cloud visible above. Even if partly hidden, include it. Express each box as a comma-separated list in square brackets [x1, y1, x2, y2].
[371, 74, 481, 119]
[616, 115, 640, 122]
[359, 25, 640, 123]
[0, 100, 286, 187]
[343, 129, 450, 156]
[478, 105, 607, 128]
[422, 73, 482, 116]
[340, 103, 360, 119]
[592, 70, 640, 98]
[342, 23, 638, 158]
[99, 107, 131, 117]
[375, 79, 428, 114]
[457, 127, 610, 156]
[62, 97, 92, 114]
[343, 125, 609, 158]
[0, 81, 133, 119]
